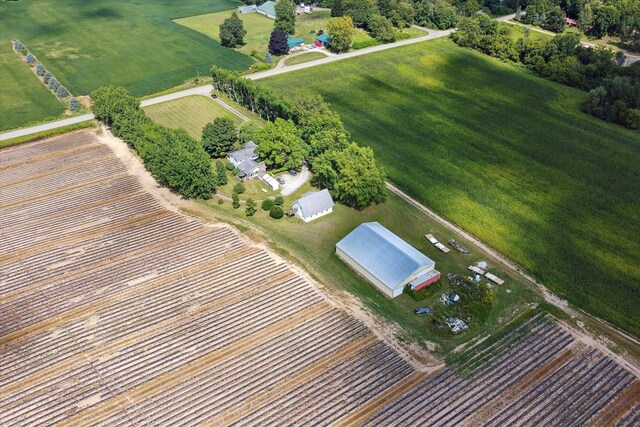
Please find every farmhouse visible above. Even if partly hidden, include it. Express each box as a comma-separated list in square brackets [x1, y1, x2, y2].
[292, 189, 334, 222]
[257, 1, 277, 19]
[316, 33, 330, 47]
[336, 222, 439, 298]
[227, 141, 265, 179]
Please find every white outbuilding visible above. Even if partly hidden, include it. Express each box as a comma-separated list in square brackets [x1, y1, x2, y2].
[292, 189, 334, 222]
[336, 222, 439, 298]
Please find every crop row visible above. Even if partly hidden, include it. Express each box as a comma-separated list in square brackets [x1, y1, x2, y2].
[0, 158, 126, 206]
[617, 402, 640, 427]
[0, 227, 241, 339]
[236, 341, 414, 426]
[0, 144, 114, 186]
[366, 321, 573, 426]
[0, 175, 142, 228]
[0, 192, 164, 257]
[1, 249, 287, 389]
[1, 213, 200, 294]
[115, 309, 369, 426]
[0, 133, 96, 168]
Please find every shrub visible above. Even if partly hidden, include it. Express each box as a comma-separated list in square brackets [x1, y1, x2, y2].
[233, 183, 246, 194]
[232, 191, 240, 208]
[215, 161, 228, 186]
[225, 162, 235, 171]
[56, 86, 69, 98]
[251, 62, 272, 72]
[218, 198, 224, 204]
[264, 52, 273, 64]
[261, 198, 274, 211]
[43, 72, 52, 84]
[48, 78, 59, 90]
[69, 98, 81, 111]
[274, 195, 284, 206]
[14, 40, 24, 51]
[35, 64, 46, 76]
[25, 53, 36, 64]
[395, 31, 411, 40]
[245, 198, 257, 216]
[351, 38, 379, 49]
[270, 205, 284, 219]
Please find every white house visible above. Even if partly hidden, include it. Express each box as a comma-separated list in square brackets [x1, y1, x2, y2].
[292, 189, 334, 222]
[336, 222, 439, 298]
[227, 141, 265, 180]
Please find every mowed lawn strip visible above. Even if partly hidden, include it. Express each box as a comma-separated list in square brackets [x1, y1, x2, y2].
[261, 38, 640, 336]
[0, 45, 65, 131]
[144, 96, 245, 140]
[0, 0, 252, 129]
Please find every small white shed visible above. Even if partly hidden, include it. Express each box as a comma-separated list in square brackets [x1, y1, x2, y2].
[292, 189, 334, 222]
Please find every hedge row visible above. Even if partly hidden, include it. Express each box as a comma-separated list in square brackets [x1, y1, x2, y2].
[91, 86, 217, 198]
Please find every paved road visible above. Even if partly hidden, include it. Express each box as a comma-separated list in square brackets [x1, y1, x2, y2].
[0, 25, 454, 141]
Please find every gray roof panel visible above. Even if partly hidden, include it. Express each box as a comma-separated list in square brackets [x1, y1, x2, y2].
[294, 189, 334, 218]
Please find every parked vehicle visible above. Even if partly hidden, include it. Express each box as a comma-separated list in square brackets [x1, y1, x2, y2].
[288, 169, 297, 176]
[210, 93, 217, 99]
[276, 177, 285, 185]
[414, 307, 432, 316]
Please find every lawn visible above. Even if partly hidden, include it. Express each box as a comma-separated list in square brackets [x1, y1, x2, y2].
[144, 95, 246, 139]
[175, 10, 332, 60]
[198, 176, 538, 355]
[260, 38, 640, 337]
[284, 52, 327, 66]
[0, 44, 65, 131]
[0, 0, 252, 129]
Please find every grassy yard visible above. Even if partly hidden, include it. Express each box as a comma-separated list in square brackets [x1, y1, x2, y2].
[176, 10, 332, 61]
[198, 175, 539, 355]
[0, 0, 252, 129]
[144, 95, 246, 139]
[284, 52, 327, 66]
[0, 45, 65, 131]
[261, 38, 640, 337]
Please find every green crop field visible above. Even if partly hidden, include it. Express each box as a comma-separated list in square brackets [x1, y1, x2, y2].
[144, 95, 245, 140]
[261, 38, 640, 337]
[0, 0, 252, 130]
[0, 45, 65, 131]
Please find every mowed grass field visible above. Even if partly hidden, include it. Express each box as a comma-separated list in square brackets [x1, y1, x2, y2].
[176, 11, 332, 59]
[0, 45, 65, 131]
[261, 38, 640, 336]
[144, 95, 245, 139]
[0, 0, 252, 130]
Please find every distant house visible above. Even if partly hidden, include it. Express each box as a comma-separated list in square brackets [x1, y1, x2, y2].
[336, 222, 439, 298]
[287, 36, 305, 50]
[238, 4, 257, 13]
[227, 141, 265, 180]
[257, 0, 277, 19]
[316, 33, 330, 47]
[292, 189, 334, 222]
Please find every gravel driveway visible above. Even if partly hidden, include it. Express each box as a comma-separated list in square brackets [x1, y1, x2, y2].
[279, 165, 309, 196]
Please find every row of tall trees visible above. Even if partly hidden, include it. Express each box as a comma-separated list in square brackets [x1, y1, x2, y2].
[452, 15, 640, 129]
[210, 67, 388, 208]
[91, 87, 218, 197]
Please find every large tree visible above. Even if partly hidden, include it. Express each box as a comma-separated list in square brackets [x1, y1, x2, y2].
[91, 86, 139, 125]
[368, 15, 397, 42]
[269, 28, 290, 54]
[202, 116, 238, 157]
[274, 0, 296, 34]
[312, 143, 386, 209]
[220, 12, 247, 47]
[343, 0, 378, 27]
[326, 16, 356, 52]
[255, 118, 307, 169]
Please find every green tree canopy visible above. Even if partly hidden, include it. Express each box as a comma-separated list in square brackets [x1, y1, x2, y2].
[368, 15, 397, 42]
[269, 28, 290, 54]
[275, 0, 296, 34]
[91, 86, 139, 125]
[239, 120, 262, 143]
[220, 12, 247, 47]
[326, 16, 356, 52]
[343, 0, 379, 27]
[256, 118, 307, 169]
[202, 116, 238, 158]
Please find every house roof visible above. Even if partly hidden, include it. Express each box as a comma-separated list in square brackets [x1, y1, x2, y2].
[294, 189, 334, 218]
[236, 159, 259, 175]
[288, 36, 305, 48]
[228, 141, 257, 164]
[258, 0, 277, 16]
[336, 222, 435, 290]
[317, 34, 330, 43]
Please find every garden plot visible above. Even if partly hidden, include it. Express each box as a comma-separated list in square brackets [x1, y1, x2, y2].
[0, 130, 636, 426]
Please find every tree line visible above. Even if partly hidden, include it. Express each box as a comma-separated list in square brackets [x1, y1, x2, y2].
[211, 66, 387, 209]
[452, 15, 640, 129]
[91, 87, 218, 198]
